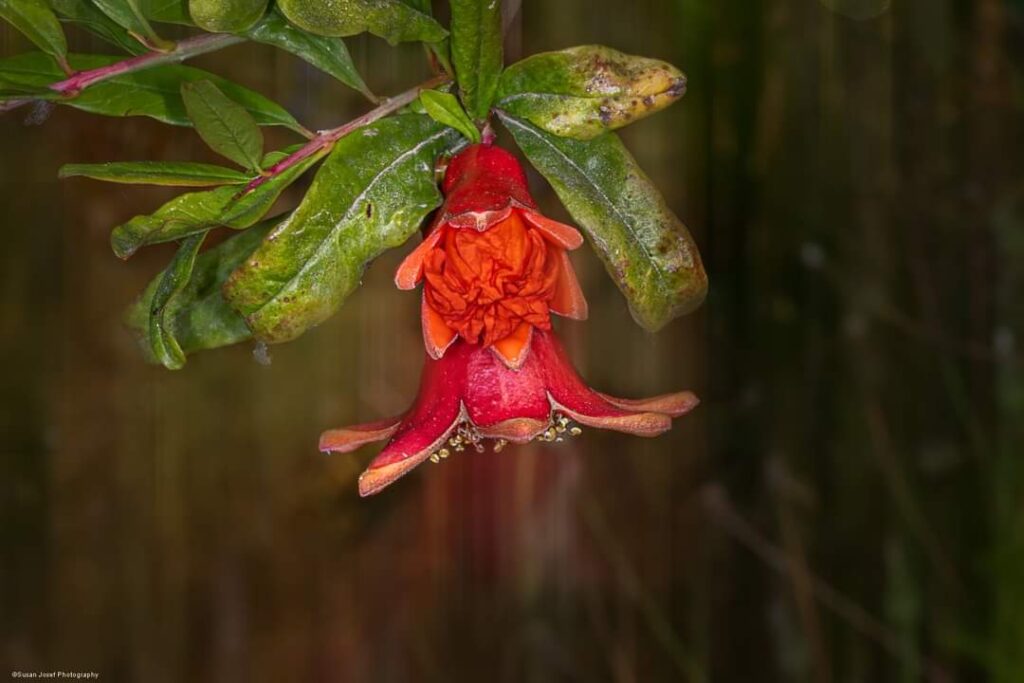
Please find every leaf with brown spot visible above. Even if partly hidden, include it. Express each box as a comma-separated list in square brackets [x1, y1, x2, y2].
[496, 45, 686, 140]
[501, 113, 706, 331]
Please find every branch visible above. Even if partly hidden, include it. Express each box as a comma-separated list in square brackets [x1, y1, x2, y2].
[0, 33, 245, 115]
[243, 73, 451, 193]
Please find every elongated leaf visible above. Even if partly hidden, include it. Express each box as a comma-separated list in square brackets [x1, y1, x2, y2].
[496, 45, 687, 140]
[140, 0, 191, 24]
[147, 232, 207, 369]
[397, 0, 451, 75]
[189, 0, 266, 31]
[125, 216, 281, 363]
[182, 80, 263, 171]
[449, 0, 502, 120]
[0, 83, 54, 99]
[49, 0, 145, 54]
[500, 113, 707, 331]
[276, 0, 446, 44]
[224, 115, 458, 343]
[1, 0, 69, 69]
[92, 0, 170, 49]
[419, 89, 480, 142]
[0, 53, 304, 132]
[244, 9, 372, 99]
[59, 161, 249, 186]
[111, 147, 325, 258]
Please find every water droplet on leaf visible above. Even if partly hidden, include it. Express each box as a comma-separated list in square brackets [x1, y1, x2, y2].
[252, 341, 272, 365]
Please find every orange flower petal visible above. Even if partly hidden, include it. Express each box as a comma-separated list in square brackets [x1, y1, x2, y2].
[394, 228, 445, 290]
[549, 249, 589, 321]
[521, 210, 584, 250]
[319, 416, 403, 453]
[598, 390, 700, 417]
[490, 322, 534, 370]
[422, 294, 457, 359]
[558, 406, 674, 437]
[359, 449, 437, 496]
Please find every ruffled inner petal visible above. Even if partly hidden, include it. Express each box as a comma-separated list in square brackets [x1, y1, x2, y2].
[549, 249, 589, 321]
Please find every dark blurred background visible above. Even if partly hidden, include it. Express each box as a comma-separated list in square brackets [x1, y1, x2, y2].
[2, 0, 1023, 680]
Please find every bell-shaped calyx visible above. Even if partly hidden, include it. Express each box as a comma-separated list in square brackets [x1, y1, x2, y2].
[320, 330, 698, 496]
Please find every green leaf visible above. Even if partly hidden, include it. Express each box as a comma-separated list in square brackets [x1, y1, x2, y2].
[244, 9, 372, 99]
[59, 161, 249, 186]
[140, 0, 192, 25]
[110, 146, 325, 258]
[146, 232, 207, 369]
[276, 0, 447, 45]
[188, 0, 266, 32]
[0, 0, 69, 70]
[224, 114, 458, 343]
[125, 216, 281, 363]
[397, 0, 451, 75]
[0, 53, 304, 132]
[449, 0, 502, 120]
[48, 0, 145, 54]
[419, 89, 480, 143]
[181, 80, 264, 171]
[0, 83, 55, 99]
[496, 45, 687, 140]
[500, 113, 707, 331]
[91, 0, 171, 49]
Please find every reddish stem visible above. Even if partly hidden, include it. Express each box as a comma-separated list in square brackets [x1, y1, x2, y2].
[481, 121, 496, 145]
[0, 33, 244, 115]
[243, 74, 451, 194]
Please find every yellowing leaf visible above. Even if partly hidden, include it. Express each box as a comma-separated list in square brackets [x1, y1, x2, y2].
[497, 45, 686, 140]
[501, 113, 707, 331]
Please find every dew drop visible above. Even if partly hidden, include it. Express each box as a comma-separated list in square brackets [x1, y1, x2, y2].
[252, 341, 272, 366]
[24, 101, 53, 127]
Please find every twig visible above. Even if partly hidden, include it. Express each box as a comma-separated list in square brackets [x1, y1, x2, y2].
[502, 0, 524, 35]
[701, 484, 950, 681]
[243, 73, 451, 193]
[0, 33, 245, 115]
[578, 495, 708, 681]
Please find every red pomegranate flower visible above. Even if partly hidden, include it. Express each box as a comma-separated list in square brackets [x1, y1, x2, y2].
[321, 142, 698, 496]
[394, 143, 588, 369]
